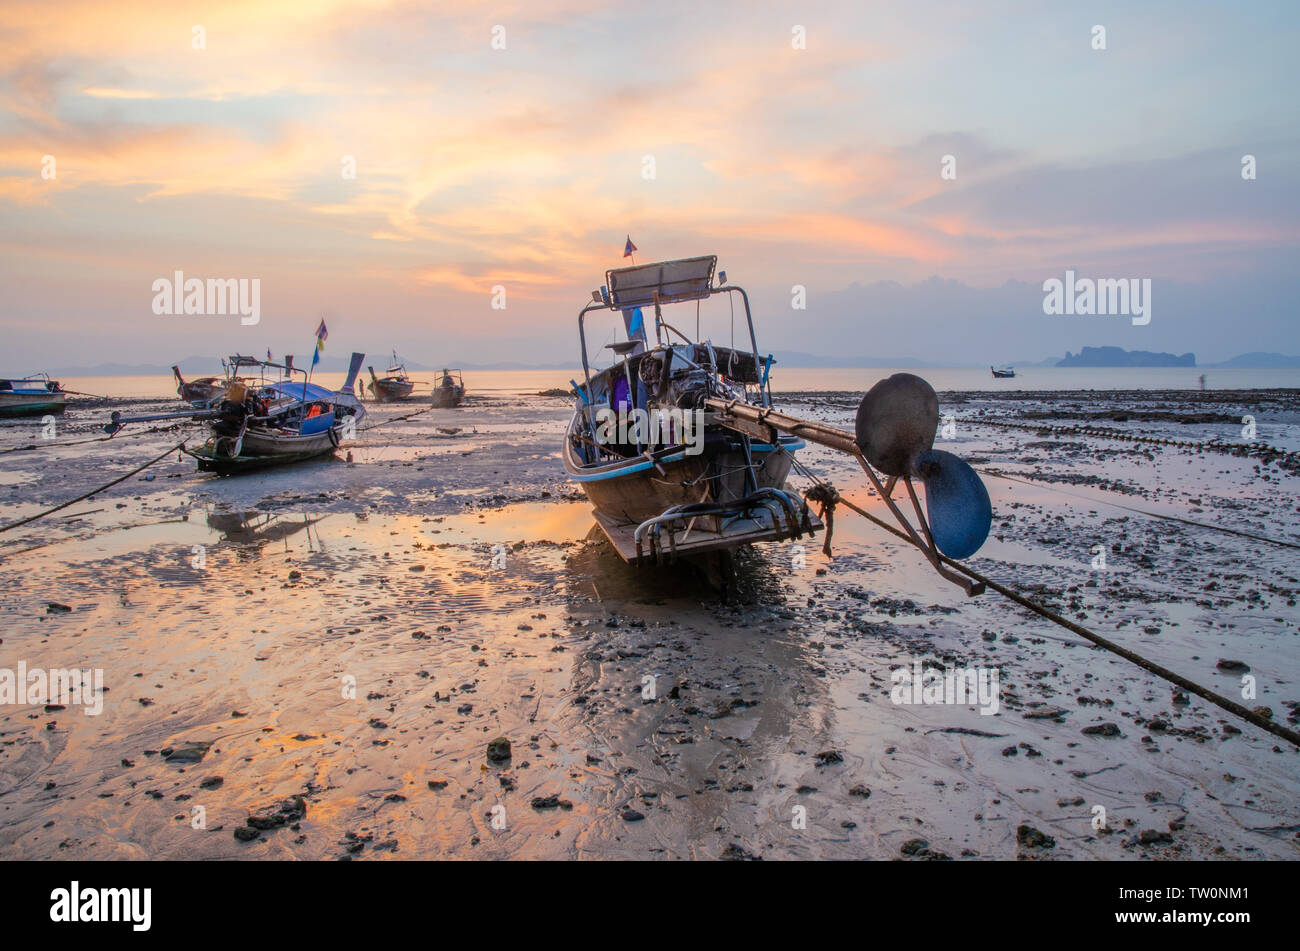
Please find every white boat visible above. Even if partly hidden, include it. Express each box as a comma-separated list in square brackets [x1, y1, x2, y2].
[0, 374, 69, 417]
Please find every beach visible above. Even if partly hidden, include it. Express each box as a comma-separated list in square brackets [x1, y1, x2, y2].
[0, 379, 1297, 860]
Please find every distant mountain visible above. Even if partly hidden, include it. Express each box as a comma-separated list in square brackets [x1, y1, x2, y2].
[1057, 346, 1195, 368]
[1204, 352, 1300, 368]
[45, 355, 581, 376]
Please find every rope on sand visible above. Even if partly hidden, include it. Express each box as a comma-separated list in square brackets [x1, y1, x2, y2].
[789, 454, 1300, 749]
[359, 406, 434, 433]
[0, 424, 182, 455]
[0, 441, 186, 534]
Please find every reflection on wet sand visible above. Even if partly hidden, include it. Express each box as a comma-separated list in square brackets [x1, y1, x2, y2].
[206, 509, 326, 552]
[560, 530, 838, 859]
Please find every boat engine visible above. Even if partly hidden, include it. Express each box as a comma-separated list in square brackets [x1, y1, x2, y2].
[665, 366, 712, 410]
[210, 398, 249, 437]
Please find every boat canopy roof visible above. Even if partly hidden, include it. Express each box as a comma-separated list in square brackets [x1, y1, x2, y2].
[605, 255, 717, 308]
[265, 381, 338, 402]
[227, 354, 272, 368]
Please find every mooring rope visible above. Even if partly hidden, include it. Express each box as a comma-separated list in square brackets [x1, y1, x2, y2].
[786, 452, 1300, 749]
[60, 389, 113, 400]
[0, 441, 186, 534]
[359, 406, 434, 432]
[0, 424, 184, 455]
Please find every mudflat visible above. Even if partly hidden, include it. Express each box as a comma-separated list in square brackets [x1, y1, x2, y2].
[1, 388, 1296, 860]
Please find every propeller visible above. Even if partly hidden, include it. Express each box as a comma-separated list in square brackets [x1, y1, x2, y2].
[854, 373, 938, 476]
[914, 449, 992, 559]
[854, 373, 992, 564]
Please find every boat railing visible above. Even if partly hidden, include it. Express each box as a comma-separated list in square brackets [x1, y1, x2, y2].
[6, 372, 56, 388]
[577, 284, 769, 421]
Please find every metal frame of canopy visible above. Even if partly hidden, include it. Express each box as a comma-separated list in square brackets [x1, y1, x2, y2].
[577, 255, 771, 411]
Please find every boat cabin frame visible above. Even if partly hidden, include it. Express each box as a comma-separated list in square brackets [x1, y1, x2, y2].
[577, 255, 773, 410]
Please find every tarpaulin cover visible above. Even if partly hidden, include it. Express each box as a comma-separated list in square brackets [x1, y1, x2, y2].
[266, 381, 336, 402]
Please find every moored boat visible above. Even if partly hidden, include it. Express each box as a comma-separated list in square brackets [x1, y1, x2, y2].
[991, 365, 1015, 378]
[107, 354, 367, 474]
[0, 374, 69, 417]
[173, 366, 226, 406]
[368, 352, 416, 402]
[431, 369, 465, 408]
[562, 254, 818, 565]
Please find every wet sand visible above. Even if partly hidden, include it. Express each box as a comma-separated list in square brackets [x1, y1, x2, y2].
[1, 387, 1297, 860]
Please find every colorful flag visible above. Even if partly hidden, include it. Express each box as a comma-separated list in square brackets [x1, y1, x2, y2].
[267, 348, 273, 362]
[312, 319, 328, 368]
[624, 236, 637, 258]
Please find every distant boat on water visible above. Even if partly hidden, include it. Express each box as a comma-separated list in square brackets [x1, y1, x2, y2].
[0, 374, 68, 417]
[991, 365, 1016, 379]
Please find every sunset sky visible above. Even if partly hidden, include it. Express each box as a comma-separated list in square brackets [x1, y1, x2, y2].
[2, 0, 1297, 368]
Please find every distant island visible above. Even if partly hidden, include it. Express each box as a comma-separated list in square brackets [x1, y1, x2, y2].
[1056, 346, 1195, 368]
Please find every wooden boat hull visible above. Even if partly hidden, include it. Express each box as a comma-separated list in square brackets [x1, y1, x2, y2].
[179, 381, 226, 406]
[431, 385, 464, 408]
[565, 437, 797, 523]
[562, 414, 817, 563]
[371, 380, 415, 402]
[187, 440, 335, 474]
[188, 423, 343, 474]
[238, 427, 338, 456]
[0, 392, 68, 417]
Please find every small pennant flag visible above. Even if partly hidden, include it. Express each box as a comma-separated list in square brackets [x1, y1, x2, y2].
[624, 235, 637, 258]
